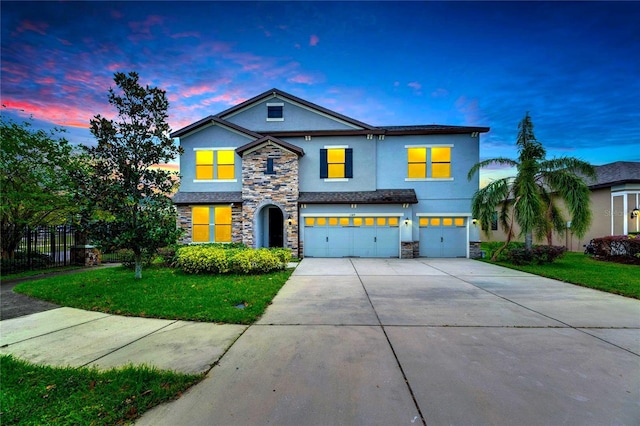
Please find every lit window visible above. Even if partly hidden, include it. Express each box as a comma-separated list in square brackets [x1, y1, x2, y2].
[443, 218, 453, 226]
[195, 150, 235, 180]
[388, 217, 399, 226]
[407, 147, 426, 178]
[431, 147, 451, 178]
[353, 218, 363, 226]
[191, 206, 232, 243]
[195, 151, 214, 180]
[192, 207, 210, 242]
[454, 218, 465, 226]
[377, 218, 386, 226]
[364, 218, 374, 226]
[419, 218, 429, 226]
[214, 206, 232, 242]
[431, 218, 441, 226]
[407, 146, 452, 179]
[339, 217, 350, 226]
[328, 149, 345, 178]
[216, 151, 235, 179]
[328, 218, 338, 226]
[316, 218, 327, 226]
[320, 148, 353, 179]
[305, 217, 315, 226]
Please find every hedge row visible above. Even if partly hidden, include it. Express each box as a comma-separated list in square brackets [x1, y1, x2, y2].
[175, 244, 291, 274]
[505, 245, 567, 265]
[586, 235, 640, 260]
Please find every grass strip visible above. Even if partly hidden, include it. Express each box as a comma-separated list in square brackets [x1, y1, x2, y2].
[15, 266, 293, 324]
[0, 354, 202, 425]
[481, 252, 640, 299]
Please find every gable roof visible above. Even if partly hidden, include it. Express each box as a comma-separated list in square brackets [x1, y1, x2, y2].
[216, 88, 376, 130]
[589, 161, 640, 189]
[171, 115, 263, 139]
[236, 135, 305, 157]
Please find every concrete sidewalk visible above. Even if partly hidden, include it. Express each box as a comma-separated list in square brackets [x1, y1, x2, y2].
[1, 258, 638, 425]
[137, 258, 639, 425]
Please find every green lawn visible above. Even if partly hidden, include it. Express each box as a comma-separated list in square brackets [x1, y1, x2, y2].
[15, 265, 293, 324]
[0, 355, 202, 426]
[481, 252, 640, 299]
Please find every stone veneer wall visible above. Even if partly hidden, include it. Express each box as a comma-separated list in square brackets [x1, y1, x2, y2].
[241, 143, 300, 257]
[177, 204, 243, 244]
[469, 241, 482, 259]
[401, 241, 414, 259]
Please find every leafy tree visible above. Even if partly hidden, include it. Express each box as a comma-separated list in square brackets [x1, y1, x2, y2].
[468, 112, 595, 261]
[86, 72, 182, 279]
[0, 116, 82, 258]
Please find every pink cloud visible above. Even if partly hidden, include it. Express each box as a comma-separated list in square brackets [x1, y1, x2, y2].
[288, 73, 323, 85]
[15, 20, 49, 35]
[309, 34, 319, 46]
[128, 15, 166, 41]
[171, 31, 200, 39]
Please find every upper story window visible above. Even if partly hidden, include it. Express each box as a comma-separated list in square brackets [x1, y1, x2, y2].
[320, 146, 353, 180]
[267, 103, 284, 121]
[195, 148, 236, 181]
[266, 158, 275, 175]
[406, 145, 453, 180]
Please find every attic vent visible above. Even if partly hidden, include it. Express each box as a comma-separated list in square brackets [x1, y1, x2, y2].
[366, 134, 374, 140]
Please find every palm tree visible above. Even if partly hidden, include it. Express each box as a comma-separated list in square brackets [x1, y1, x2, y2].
[468, 113, 596, 261]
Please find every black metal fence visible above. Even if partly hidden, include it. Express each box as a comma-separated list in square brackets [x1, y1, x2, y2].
[1, 225, 77, 275]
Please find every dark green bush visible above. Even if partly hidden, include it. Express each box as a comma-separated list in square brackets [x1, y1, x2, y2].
[506, 245, 566, 265]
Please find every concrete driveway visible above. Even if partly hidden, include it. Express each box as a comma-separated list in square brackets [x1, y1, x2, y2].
[137, 258, 640, 426]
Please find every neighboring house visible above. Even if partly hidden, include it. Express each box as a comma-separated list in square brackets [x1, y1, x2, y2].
[485, 161, 640, 251]
[171, 88, 489, 258]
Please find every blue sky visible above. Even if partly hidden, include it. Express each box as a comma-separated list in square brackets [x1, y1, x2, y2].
[2, 1, 638, 183]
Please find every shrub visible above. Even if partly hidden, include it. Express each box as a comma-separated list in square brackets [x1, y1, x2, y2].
[230, 248, 282, 274]
[588, 236, 640, 259]
[117, 249, 155, 270]
[505, 245, 566, 265]
[157, 244, 180, 267]
[176, 245, 230, 274]
[175, 245, 286, 274]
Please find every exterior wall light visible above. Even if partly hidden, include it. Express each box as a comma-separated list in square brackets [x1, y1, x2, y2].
[287, 218, 293, 227]
[472, 219, 478, 225]
[631, 207, 640, 219]
[404, 218, 410, 226]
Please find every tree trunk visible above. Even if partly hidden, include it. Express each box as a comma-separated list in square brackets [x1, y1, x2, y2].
[525, 233, 533, 250]
[134, 253, 143, 279]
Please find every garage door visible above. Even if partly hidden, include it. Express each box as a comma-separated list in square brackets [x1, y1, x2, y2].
[419, 217, 467, 257]
[304, 216, 400, 258]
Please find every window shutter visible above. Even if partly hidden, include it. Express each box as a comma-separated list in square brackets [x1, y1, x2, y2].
[345, 148, 353, 178]
[320, 149, 328, 178]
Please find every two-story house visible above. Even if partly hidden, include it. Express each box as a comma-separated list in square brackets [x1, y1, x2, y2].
[171, 88, 489, 259]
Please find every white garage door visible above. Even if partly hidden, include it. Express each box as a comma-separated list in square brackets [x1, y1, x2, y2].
[419, 217, 467, 258]
[304, 216, 400, 258]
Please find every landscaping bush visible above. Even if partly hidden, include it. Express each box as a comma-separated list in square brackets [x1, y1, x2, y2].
[157, 244, 180, 267]
[230, 248, 282, 274]
[116, 249, 156, 270]
[505, 245, 566, 265]
[482, 241, 525, 261]
[175, 244, 288, 274]
[587, 235, 640, 264]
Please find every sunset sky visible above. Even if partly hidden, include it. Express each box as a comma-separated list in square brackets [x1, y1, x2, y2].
[2, 1, 638, 183]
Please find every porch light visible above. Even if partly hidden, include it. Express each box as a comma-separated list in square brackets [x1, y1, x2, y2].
[631, 207, 640, 219]
[404, 218, 410, 226]
[472, 219, 478, 225]
[287, 218, 293, 227]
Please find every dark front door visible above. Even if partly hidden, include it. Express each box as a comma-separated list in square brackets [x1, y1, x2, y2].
[268, 208, 284, 247]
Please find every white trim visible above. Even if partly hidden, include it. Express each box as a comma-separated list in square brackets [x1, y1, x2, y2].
[324, 145, 349, 149]
[241, 140, 299, 156]
[266, 102, 284, 106]
[405, 144, 454, 148]
[266, 117, 285, 122]
[324, 178, 349, 182]
[405, 178, 454, 182]
[192, 179, 238, 183]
